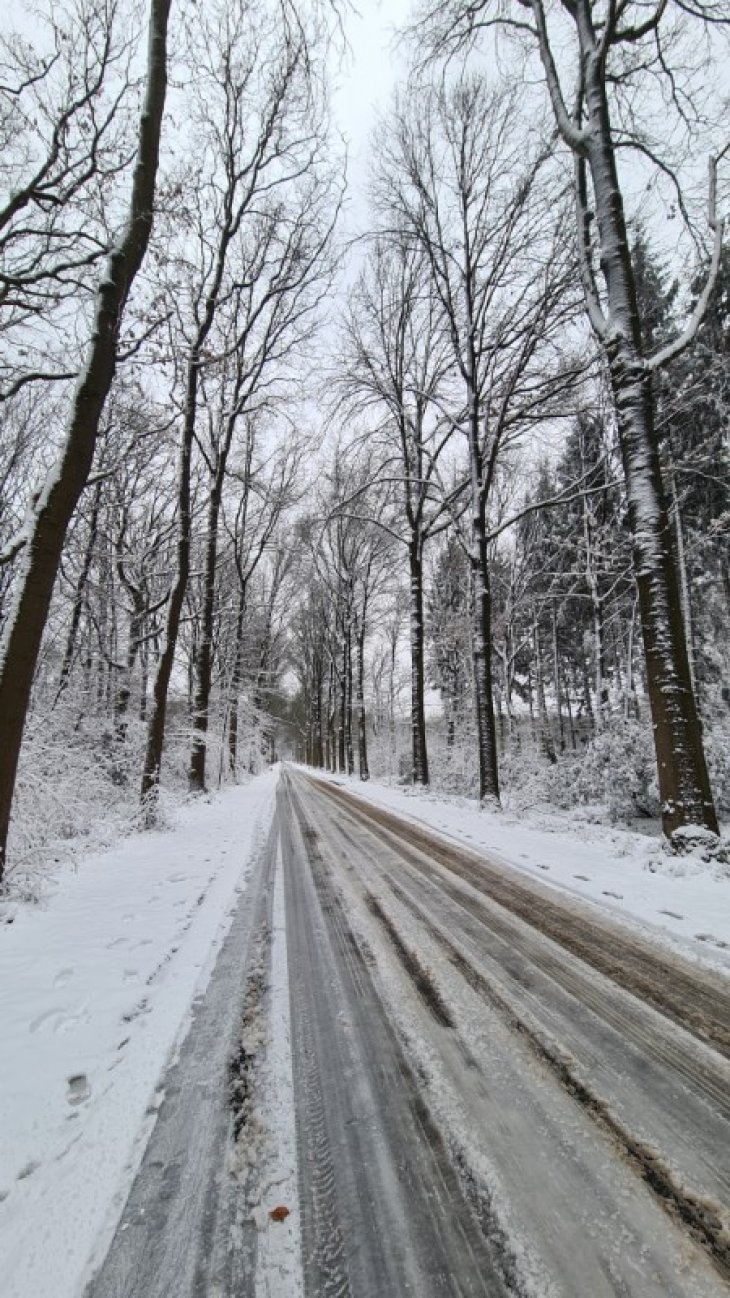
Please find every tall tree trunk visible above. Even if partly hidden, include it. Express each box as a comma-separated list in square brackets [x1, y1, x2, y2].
[408, 540, 429, 784]
[581, 657, 595, 731]
[114, 596, 144, 743]
[0, 0, 171, 879]
[345, 624, 354, 776]
[338, 641, 346, 772]
[565, 674, 577, 750]
[534, 621, 557, 764]
[624, 595, 640, 721]
[189, 468, 225, 792]
[141, 382, 194, 810]
[576, 14, 717, 836]
[389, 630, 397, 782]
[668, 462, 696, 697]
[551, 600, 565, 751]
[314, 659, 324, 768]
[326, 655, 335, 772]
[356, 624, 369, 780]
[583, 494, 607, 729]
[470, 525, 500, 803]
[227, 583, 247, 778]
[139, 626, 150, 721]
[54, 480, 103, 705]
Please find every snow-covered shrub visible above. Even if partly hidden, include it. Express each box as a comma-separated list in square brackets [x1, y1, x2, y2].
[704, 707, 730, 819]
[543, 718, 660, 822]
[7, 704, 151, 895]
[669, 823, 729, 865]
[498, 746, 554, 811]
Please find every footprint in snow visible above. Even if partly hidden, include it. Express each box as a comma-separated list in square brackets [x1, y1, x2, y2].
[573, 874, 591, 882]
[106, 937, 127, 949]
[53, 968, 74, 988]
[16, 1160, 40, 1181]
[602, 890, 624, 899]
[66, 1074, 91, 1106]
[659, 909, 684, 920]
[122, 997, 150, 1024]
[535, 864, 550, 871]
[29, 1006, 89, 1035]
[695, 933, 729, 949]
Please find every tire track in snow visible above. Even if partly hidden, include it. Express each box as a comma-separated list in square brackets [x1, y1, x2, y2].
[280, 775, 510, 1298]
[290, 769, 730, 1296]
[312, 776, 730, 1057]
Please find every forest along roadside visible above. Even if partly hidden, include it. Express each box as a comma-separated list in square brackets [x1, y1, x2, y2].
[282, 766, 730, 1297]
[0, 771, 278, 1298]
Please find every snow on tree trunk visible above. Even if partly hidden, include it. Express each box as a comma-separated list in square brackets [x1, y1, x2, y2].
[470, 526, 500, 804]
[141, 360, 194, 813]
[227, 586, 246, 778]
[356, 626, 369, 781]
[189, 467, 225, 793]
[409, 542, 429, 785]
[534, 621, 557, 765]
[607, 342, 717, 835]
[0, 0, 171, 879]
[581, 50, 717, 835]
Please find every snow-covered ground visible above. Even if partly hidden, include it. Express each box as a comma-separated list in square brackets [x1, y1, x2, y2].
[305, 768, 730, 971]
[0, 770, 278, 1298]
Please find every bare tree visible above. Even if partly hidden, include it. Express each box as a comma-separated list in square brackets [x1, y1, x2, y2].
[0, 0, 171, 881]
[224, 427, 303, 777]
[0, 0, 136, 404]
[378, 78, 579, 802]
[338, 237, 458, 784]
[414, 0, 726, 839]
[140, 0, 339, 808]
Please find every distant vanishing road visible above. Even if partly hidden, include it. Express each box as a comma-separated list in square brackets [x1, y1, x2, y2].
[86, 765, 730, 1298]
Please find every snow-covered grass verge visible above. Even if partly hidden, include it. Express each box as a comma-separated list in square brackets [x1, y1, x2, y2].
[0, 768, 279, 1298]
[302, 767, 730, 972]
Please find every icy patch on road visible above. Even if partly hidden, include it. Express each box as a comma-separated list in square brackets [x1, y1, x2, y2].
[0, 770, 279, 1298]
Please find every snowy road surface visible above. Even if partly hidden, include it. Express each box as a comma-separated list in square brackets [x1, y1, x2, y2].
[81, 765, 730, 1297]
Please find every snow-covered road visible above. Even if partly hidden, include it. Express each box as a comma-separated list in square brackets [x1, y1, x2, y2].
[276, 769, 730, 1297]
[0, 772, 279, 1298]
[3, 764, 729, 1297]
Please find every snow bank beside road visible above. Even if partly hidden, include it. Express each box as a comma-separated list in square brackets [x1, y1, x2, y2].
[0, 769, 279, 1298]
[304, 768, 730, 969]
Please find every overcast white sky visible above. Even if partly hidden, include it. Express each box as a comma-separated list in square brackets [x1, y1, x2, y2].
[330, 0, 413, 226]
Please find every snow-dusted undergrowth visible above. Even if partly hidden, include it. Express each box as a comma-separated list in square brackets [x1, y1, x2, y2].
[4, 699, 270, 901]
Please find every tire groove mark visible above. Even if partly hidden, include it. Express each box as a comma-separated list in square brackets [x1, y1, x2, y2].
[286, 778, 519, 1298]
[282, 788, 352, 1298]
[311, 777, 730, 1058]
[384, 872, 730, 1284]
[360, 827, 730, 1121]
[364, 892, 454, 1027]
